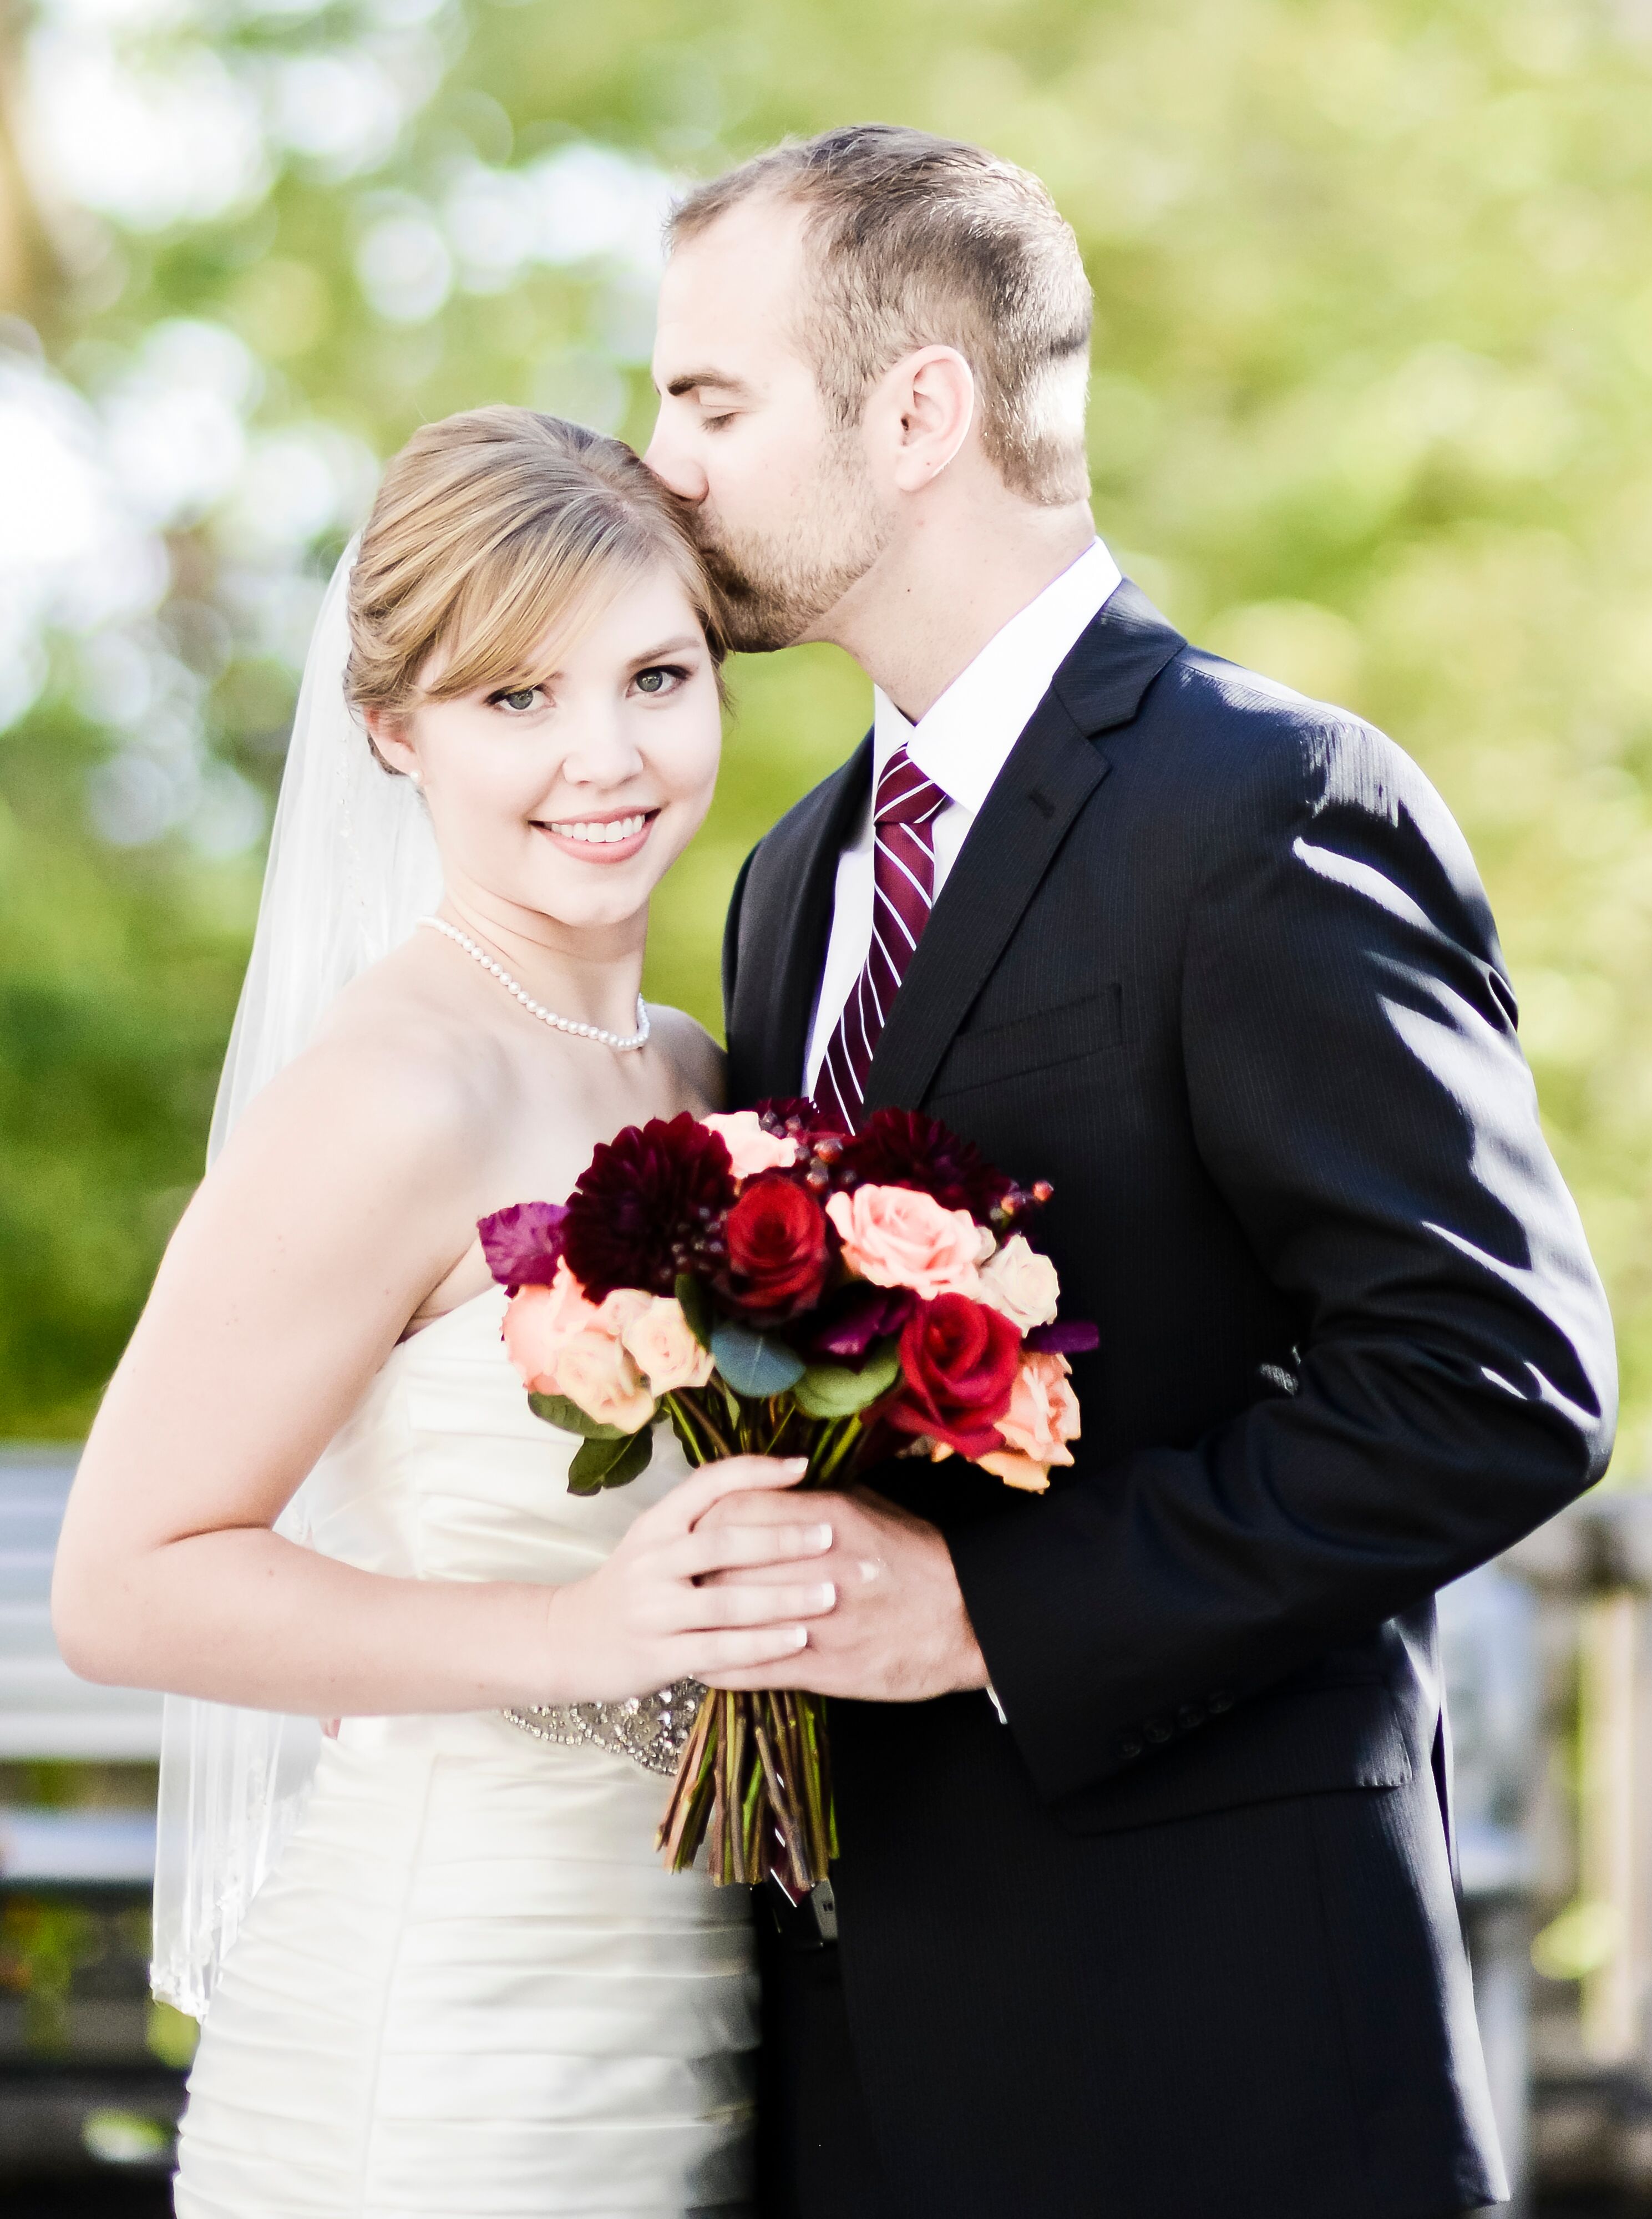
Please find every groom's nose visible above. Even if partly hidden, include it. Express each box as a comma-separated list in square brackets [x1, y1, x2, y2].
[642, 416, 706, 504]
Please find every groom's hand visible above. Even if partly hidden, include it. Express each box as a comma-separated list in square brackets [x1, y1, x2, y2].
[693, 1485, 989, 1701]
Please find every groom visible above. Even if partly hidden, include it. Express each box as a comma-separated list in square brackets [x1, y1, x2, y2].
[645, 126, 1615, 2219]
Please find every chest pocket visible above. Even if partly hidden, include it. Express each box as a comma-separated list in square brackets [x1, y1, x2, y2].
[929, 985, 1124, 1099]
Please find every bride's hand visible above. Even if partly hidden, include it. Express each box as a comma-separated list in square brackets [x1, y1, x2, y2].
[538, 1456, 835, 1703]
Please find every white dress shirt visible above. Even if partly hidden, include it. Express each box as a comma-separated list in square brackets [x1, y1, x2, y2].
[803, 538, 1124, 1095]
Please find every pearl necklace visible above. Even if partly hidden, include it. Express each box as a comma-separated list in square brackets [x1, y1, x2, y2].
[418, 918, 651, 1051]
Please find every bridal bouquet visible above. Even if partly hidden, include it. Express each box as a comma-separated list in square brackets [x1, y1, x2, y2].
[479, 1100, 1093, 1896]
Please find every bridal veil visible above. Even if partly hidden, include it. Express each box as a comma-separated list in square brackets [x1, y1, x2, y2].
[150, 544, 443, 2015]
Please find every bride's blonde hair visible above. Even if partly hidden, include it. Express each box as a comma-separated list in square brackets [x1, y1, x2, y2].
[346, 407, 724, 725]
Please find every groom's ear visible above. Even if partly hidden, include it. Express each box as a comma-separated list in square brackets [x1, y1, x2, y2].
[880, 345, 977, 494]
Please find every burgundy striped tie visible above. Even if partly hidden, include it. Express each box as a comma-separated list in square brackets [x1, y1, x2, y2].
[814, 745, 949, 1132]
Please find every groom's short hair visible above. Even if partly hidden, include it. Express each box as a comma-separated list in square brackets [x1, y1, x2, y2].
[669, 124, 1093, 508]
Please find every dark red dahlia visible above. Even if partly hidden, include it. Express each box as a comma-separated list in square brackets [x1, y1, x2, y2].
[561, 1114, 736, 1299]
[837, 1108, 1012, 1218]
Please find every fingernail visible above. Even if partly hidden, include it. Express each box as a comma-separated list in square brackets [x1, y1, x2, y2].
[807, 1523, 834, 1551]
[784, 1457, 809, 1473]
[811, 1584, 836, 1608]
[789, 1626, 808, 1648]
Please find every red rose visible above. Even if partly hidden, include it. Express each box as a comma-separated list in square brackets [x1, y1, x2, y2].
[889, 1294, 1021, 1459]
[724, 1174, 831, 1315]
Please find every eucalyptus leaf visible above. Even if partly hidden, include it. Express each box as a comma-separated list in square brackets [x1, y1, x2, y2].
[674, 1273, 714, 1350]
[529, 1392, 626, 1442]
[567, 1426, 655, 1494]
[710, 1318, 807, 1399]
[793, 1339, 901, 1420]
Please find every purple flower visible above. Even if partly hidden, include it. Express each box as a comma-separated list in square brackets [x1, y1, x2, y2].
[809, 1284, 915, 1361]
[1024, 1319, 1100, 1356]
[478, 1201, 569, 1289]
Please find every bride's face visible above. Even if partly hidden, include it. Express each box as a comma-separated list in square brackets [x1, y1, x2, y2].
[376, 563, 721, 935]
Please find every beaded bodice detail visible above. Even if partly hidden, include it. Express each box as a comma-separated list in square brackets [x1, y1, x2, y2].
[501, 1681, 703, 1777]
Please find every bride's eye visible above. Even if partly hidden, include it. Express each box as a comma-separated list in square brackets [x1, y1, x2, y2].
[632, 665, 690, 698]
[489, 685, 544, 715]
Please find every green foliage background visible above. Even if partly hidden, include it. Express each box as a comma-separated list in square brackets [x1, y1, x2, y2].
[3, 0, 1650, 1463]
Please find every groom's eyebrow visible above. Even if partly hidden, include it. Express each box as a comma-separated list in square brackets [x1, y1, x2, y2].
[663, 369, 756, 400]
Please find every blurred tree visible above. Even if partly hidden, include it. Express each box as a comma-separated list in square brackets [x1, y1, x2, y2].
[3, 0, 1649, 1461]
[0, 0, 41, 316]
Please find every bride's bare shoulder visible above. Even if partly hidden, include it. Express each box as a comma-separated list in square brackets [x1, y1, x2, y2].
[225, 946, 508, 1183]
[645, 1005, 726, 1111]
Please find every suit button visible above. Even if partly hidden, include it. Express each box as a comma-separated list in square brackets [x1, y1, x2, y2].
[1176, 1705, 1204, 1731]
[1208, 1690, 1234, 1714]
[1143, 1718, 1172, 1744]
[1119, 1735, 1143, 1761]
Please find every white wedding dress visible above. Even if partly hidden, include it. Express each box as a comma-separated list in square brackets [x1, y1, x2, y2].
[173, 1285, 757, 2219]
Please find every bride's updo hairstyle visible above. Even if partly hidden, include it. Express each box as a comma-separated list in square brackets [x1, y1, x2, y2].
[345, 406, 724, 743]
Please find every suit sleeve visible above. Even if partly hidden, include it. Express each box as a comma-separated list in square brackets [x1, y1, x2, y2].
[947, 714, 1616, 1803]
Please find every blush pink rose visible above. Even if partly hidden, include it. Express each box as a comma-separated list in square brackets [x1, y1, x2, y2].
[503, 1265, 656, 1431]
[622, 1296, 716, 1392]
[502, 1279, 582, 1392]
[702, 1111, 799, 1179]
[979, 1351, 1080, 1492]
[825, 1184, 982, 1301]
[504, 1263, 643, 1367]
[594, 1285, 652, 1338]
[548, 1330, 657, 1432]
[976, 1235, 1061, 1332]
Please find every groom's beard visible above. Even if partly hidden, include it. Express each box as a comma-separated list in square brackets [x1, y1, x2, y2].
[692, 435, 891, 653]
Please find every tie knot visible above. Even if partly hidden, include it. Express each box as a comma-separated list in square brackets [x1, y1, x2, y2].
[874, 747, 947, 829]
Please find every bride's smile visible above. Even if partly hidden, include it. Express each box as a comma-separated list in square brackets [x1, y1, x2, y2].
[538, 807, 659, 860]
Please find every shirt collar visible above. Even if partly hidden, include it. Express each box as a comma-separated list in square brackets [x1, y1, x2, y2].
[871, 538, 1123, 814]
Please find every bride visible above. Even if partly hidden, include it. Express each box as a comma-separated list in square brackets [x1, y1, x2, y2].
[50, 406, 838, 2217]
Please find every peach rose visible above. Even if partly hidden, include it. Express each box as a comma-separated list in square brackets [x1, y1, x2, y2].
[976, 1450, 1055, 1493]
[702, 1111, 799, 1179]
[544, 1329, 657, 1432]
[502, 1279, 583, 1392]
[622, 1296, 716, 1393]
[976, 1235, 1061, 1332]
[978, 1351, 1080, 1492]
[825, 1184, 982, 1300]
[503, 1265, 655, 1432]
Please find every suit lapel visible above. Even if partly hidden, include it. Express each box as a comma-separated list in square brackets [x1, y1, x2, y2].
[758, 732, 873, 1097]
[862, 581, 1185, 1117]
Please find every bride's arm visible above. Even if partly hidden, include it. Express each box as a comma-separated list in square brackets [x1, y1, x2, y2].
[51, 1030, 833, 1715]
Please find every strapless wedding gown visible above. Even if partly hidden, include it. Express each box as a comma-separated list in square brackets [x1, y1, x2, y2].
[173, 1286, 756, 2219]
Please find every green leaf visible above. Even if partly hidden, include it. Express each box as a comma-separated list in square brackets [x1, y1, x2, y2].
[793, 1339, 901, 1420]
[709, 1318, 807, 1399]
[674, 1273, 714, 1349]
[567, 1426, 655, 1494]
[529, 1392, 626, 1441]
